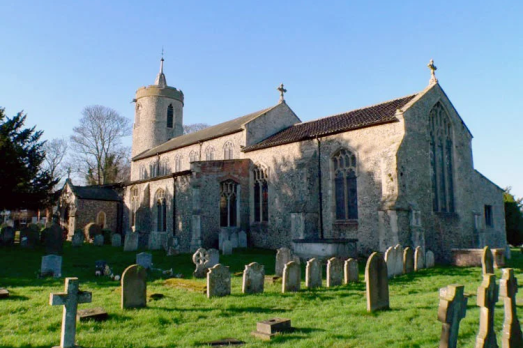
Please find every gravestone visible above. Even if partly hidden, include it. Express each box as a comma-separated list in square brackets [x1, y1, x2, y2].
[20, 226, 39, 249]
[482, 246, 494, 275]
[0, 226, 15, 246]
[193, 248, 210, 278]
[305, 258, 322, 288]
[148, 232, 164, 250]
[426, 250, 435, 268]
[275, 247, 293, 277]
[230, 231, 239, 248]
[71, 232, 83, 247]
[344, 258, 359, 284]
[251, 318, 293, 341]
[414, 246, 425, 271]
[111, 234, 122, 247]
[41, 255, 62, 278]
[384, 247, 395, 278]
[121, 264, 147, 309]
[238, 230, 247, 248]
[475, 274, 499, 348]
[394, 245, 404, 276]
[282, 261, 300, 293]
[499, 268, 523, 348]
[219, 229, 228, 250]
[136, 252, 152, 269]
[438, 284, 468, 348]
[206, 249, 220, 268]
[207, 264, 231, 298]
[365, 252, 389, 312]
[123, 233, 138, 252]
[49, 277, 92, 348]
[0, 288, 9, 299]
[222, 240, 233, 255]
[84, 223, 102, 240]
[242, 262, 265, 294]
[326, 257, 343, 287]
[44, 224, 64, 255]
[77, 307, 108, 322]
[403, 247, 414, 274]
[93, 234, 104, 247]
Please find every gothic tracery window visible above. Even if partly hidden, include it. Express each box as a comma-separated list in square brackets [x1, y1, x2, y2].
[175, 154, 182, 172]
[220, 180, 238, 227]
[155, 189, 167, 232]
[189, 150, 198, 162]
[205, 146, 215, 161]
[130, 186, 139, 228]
[167, 104, 174, 128]
[253, 164, 268, 222]
[332, 149, 358, 220]
[223, 141, 234, 160]
[429, 102, 455, 213]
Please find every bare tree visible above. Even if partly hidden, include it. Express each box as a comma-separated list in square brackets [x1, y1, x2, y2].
[42, 138, 68, 188]
[70, 105, 131, 185]
[183, 123, 209, 134]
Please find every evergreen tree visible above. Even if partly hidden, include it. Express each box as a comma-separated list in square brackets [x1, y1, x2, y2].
[504, 187, 523, 246]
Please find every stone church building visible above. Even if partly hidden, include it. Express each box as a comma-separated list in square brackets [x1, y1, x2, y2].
[61, 58, 508, 262]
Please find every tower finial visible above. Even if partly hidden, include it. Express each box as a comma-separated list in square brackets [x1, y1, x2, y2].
[155, 50, 167, 88]
[277, 83, 287, 103]
[428, 59, 438, 84]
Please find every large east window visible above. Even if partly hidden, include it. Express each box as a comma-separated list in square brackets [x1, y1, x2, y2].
[332, 149, 358, 220]
[253, 164, 268, 222]
[220, 180, 238, 227]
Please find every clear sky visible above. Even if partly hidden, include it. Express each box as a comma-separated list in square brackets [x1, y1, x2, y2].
[1, 1, 522, 197]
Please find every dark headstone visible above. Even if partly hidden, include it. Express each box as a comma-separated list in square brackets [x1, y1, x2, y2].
[20, 225, 40, 248]
[84, 223, 102, 240]
[43, 224, 64, 255]
[77, 307, 108, 322]
[0, 226, 15, 246]
[41, 254, 62, 278]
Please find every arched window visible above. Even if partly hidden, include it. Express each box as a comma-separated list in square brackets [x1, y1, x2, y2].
[205, 146, 215, 161]
[130, 186, 139, 229]
[96, 211, 106, 229]
[155, 189, 167, 232]
[189, 150, 198, 162]
[332, 149, 358, 220]
[167, 104, 174, 128]
[139, 165, 147, 180]
[220, 180, 238, 227]
[175, 154, 182, 172]
[223, 141, 234, 160]
[429, 102, 455, 213]
[253, 164, 268, 222]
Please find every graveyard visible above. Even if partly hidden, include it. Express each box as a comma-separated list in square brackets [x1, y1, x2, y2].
[0, 240, 521, 348]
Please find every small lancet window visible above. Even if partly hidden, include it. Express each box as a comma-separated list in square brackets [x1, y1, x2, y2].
[220, 180, 238, 227]
[253, 164, 269, 222]
[167, 104, 174, 128]
[223, 141, 234, 160]
[156, 189, 167, 232]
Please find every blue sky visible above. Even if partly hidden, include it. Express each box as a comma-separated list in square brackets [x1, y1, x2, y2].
[1, 1, 522, 197]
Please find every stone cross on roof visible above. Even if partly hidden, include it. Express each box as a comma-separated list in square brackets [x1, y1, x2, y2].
[277, 83, 287, 103]
[49, 277, 92, 348]
[428, 59, 438, 84]
[438, 284, 468, 348]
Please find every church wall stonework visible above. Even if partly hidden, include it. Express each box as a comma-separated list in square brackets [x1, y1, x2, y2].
[75, 199, 119, 234]
[244, 103, 300, 147]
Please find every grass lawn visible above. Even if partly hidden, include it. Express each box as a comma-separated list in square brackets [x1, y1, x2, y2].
[0, 243, 522, 348]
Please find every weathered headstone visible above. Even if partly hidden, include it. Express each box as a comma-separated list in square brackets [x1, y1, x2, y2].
[238, 230, 247, 248]
[230, 231, 239, 248]
[206, 248, 220, 268]
[222, 240, 233, 255]
[384, 247, 395, 278]
[414, 246, 425, 271]
[365, 252, 389, 312]
[282, 261, 300, 293]
[426, 250, 435, 268]
[438, 284, 468, 348]
[499, 268, 523, 348]
[41, 255, 62, 278]
[207, 264, 231, 298]
[242, 262, 265, 294]
[84, 222, 102, 240]
[475, 274, 499, 348]
[344, 258, 359, 283]
[123, 233, 139, 252]
[305, 258, 322, 288]
[327, 257, 344, 287]
[193, 248, 210, 278]
[121, 264, 147, 309]
[93, 234, 104, 247]
[136, 252, 152, 269]
[20, 226, 39, 249]
[111, 234, 122, 247]
[43, 224, 64, 254]
[275, 247, 292, 277]
[49, 277, 92, 348]
[394, 244, 404, 276]
[77, 307, 108, 322]
[0, 226, 15, 246]
[403, 247, 414, 274]
[482, 246, 494, 275]
[0, 288, 9, 299]
[219, 229, 228, 251]
[71, 232, 84, 247]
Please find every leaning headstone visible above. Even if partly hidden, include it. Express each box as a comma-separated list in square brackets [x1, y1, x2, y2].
[327, 257, 344, 287]
[230, 231, 239, 248]
[482, 246, 494, 275]
[136, 252, 152, 269]
[77, 307, 108, 322]
[206, 249, 220, 268]
[403, 247, 414, 274]
[222, 240, 233, 255]
[438, 284, 468, 348]
[111, 234, 122, 247]
[192, 248, 210, 278]
[121, 264, 147, 309]
[344, 258, 359, 284]
[41, 255, 62, 278]
[475, 274, 499, 348]
[49, 277, 92, 348]
[207, 264, 231, 298]
[93, 234, 104, 247]
[44, 224, 64, 254]
[414, 246, 425, 271]
[393, 244, 404, 276]
[0, 226, 15, 246]
[123, 233, 139, 252]
[500, 268, 523, 348]
[384, 247, 395, 278]
[71, 232, 84, 247]
[84, 222, 102, 240]
[242, 262, 265, 294]
[238, 230, 247, 248]
[275, 247, 293, 277]
[20, 226, 39, 249]
[426, 250, 435, 268]
[282, 261, 301, 293]
[365, 252, 389, 312]
[305, 258, 322, 288]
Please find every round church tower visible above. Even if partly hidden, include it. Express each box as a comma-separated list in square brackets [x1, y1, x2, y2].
[131, 57, 184, 157]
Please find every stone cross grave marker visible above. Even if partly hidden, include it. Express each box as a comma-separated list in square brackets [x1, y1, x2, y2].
[475, 274, 499, 348]
[111, 234, 122, 247]
[238, 230, 247, 248]
[123, 232, 138, 252]
[207, 264, 231, 298]
[49, 277, 92, 348]
[426, 250, 435, 268]
[482, 246, 494, 275]
[344, 258, 358, 284]
[438, 284, 468, 348]
[282, 261, 300, 293]
[327, 257, 343, 287]
[394, 244, 404, 276]
[136, 252, 152, 269]
[384, 247, 395, 278]
[193, 248, 210, 278]
[365, 252, 389, 312]
[414, 246, 425, 271]
[403, 247, 414, 274]
[42, 255, 62, 278]
[305, 258, 322, 288]
[93, 234, 104, 246]
[242, 262, 265, 294]
[121, 264, 147, 309]
[275, 247, 292, 277]
[500, 268, 523, 348]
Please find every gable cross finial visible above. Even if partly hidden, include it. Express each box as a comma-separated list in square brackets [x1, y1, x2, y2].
[277, 83, 287, 103]
[428, 59, 438, 84]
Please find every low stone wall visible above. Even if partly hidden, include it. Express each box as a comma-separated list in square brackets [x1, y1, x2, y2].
[292, 238, 358, 260]
[451, 248, 505, 268]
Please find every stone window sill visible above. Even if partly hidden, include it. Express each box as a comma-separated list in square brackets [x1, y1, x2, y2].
[333, 220, 359, 226]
